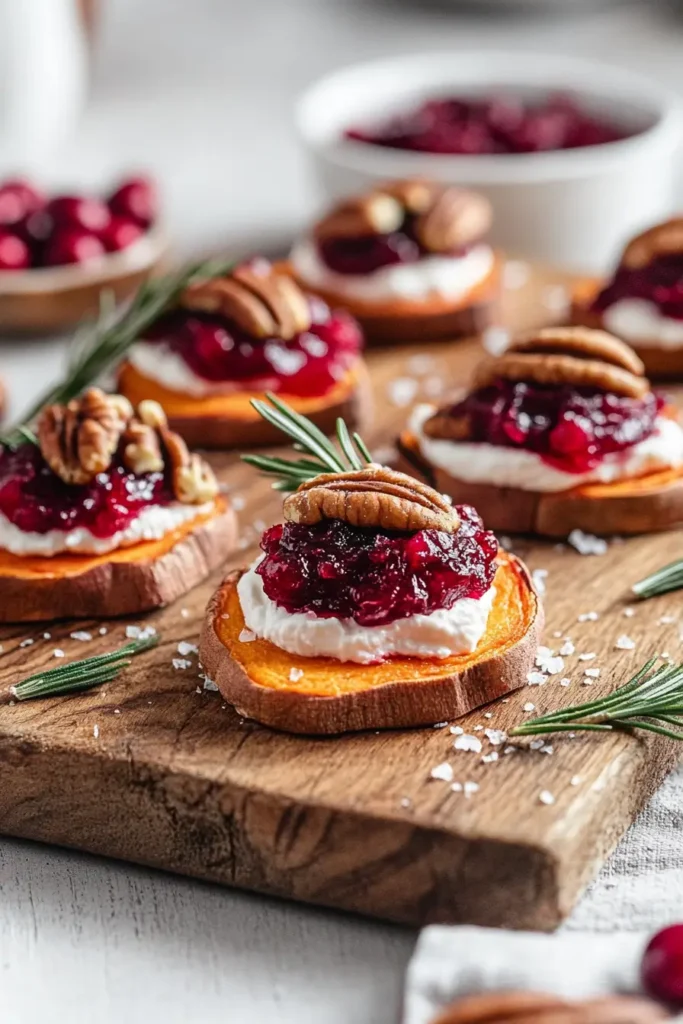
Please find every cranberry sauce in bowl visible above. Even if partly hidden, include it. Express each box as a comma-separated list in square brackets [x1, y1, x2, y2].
[256, 506, 498, 627]
[592, 255, 683, 321]
[345, 93, 631, 156]
[142, 296, 363, 399]
[0, 443, 174, 539]
[446, 378, 664, 475]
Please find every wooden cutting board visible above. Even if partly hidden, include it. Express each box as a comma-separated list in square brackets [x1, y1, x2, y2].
[0, 264, 680, 931]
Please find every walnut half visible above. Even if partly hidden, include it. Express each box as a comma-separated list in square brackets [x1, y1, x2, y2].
[283, 465, 460, 533]
[37, 388, 133, 485]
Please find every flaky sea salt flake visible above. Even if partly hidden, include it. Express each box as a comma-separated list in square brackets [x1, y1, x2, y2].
[569, 530, 608, 556]
[430, 762, 454, 782]
[615, 635, 636, 650]
[454, 734, 482, 753]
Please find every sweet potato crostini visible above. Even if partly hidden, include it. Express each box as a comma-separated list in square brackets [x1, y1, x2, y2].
[118, 257, 371, 447]
[398, 326, 683, 538]
[0, 388, 237, 621]
[200, 397, 542, 734]
[572, 218, 683, 379]
[289, 177, 501, 346]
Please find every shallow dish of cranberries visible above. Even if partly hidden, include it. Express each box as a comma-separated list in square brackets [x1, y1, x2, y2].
[297, 52, 682, 271]
[0, 174, 168, 334]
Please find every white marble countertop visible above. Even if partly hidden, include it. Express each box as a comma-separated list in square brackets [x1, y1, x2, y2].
[3, 1, 683, 1021]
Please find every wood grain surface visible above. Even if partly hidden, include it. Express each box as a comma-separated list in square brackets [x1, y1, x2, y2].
[0, 265, 681, 931]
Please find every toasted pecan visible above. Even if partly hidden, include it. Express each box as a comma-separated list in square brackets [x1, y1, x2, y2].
[283, 465, 460, 533]
[161, 426, 218, 504]
[422, 411, 471, 441]
[313, 193, 404, 242]
[510, 326, 645, 377]
[415, 186, 493, 253]
[621, 218, 683, 270]
[37, 388, 133, 485]
[473, 352, 649, 399]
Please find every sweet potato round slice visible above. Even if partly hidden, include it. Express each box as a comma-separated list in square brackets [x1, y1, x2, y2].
[118, 359, 372, 449]
[200, 552, 542, 735]
[0, 497, 237, 622]
[397, 430, 683, 539]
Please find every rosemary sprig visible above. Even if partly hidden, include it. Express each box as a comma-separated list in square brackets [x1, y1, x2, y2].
[510, 656, 683, 742]
[0, 256, 233, 449]
[6, 634, 159, 702]
[242, 392, 374, 490]
[632, 560, 683, 600]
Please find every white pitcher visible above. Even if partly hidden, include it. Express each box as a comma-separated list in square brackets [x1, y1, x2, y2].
[0, 0, 88, 170]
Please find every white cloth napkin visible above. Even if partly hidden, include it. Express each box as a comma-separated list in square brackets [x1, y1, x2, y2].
[403, 763, 683, 1024]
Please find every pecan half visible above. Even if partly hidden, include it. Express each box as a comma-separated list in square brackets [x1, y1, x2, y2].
[283, 465, 460, 533]
[37, 388, 133, 485]
[432, 991, 668, 1024]
[510, 326, 644, 377]
[621, 217, 683, 270]
[181, 260, 310, 340]
[162, 427, 218, 505]
[313, 193, 404, 242]
[422, 411, 471, 442]
[379, 177, 438, 213]
[415, 186, 492, 254]
[473, 351, 648, 399]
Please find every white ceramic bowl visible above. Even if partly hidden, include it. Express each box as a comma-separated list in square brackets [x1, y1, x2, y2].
[296, 52, 683, 273]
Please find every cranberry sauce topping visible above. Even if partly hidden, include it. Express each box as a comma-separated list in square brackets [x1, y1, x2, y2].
[345, 93, 631, 156]
[0, 443, 175, 539]
[317, 213, 469, 276]
[257, 507, 498, 627]
[447, 378, 664, 475]
[592, 254, 683, 321]
[143, 297, 362, 398]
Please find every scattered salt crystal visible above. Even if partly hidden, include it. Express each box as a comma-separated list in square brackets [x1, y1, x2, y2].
[231, 495, 245, 511]
[523, 702, 536, 712]
[560, 640, 575, 656]
[530, 738, 545, 750]
[560, 678, 571, 687]
[578, 611, 599, 622]
[541, 745, 554, 755]
[552, 630, 563, 639]
[661, 651, 671, 660]
[503, 260, 530, 290]
[623, 607, 635, 618]
[482, 326, 510, 355]
[177, 641, 198, 657]
[539, 790, 556, 806]
[584, 668, 601, 681]
[172, 658, 192, 670]
[531, 569, 548, 595]
[569, 530, 608, 556]
[180, 608, 190, 619]
[113, 708, 121, 715]
[570, 775, 582, 786]
[126, 625, 156, 640]
[433, 721, 448, 728]
[498, 535, 513, 551]
[423, 376, 445, 398]
[464, 781, 479, 798]
[430, 762, 454, 782]
[541, 284, 569, 314]
[400, 797, 412, 809]
[536, 647, 564, 675]
[473, 725, 484, 732]
[526, 671, 547, 686]
[239, 628, 256, 643]
[70, 631, 92, 642]
[53, 649, 64, 658]
[454, 734, 482, 753]
[615, 635, 636, 650]
[658, 615, 676, 625]
[19, 639, 34, 648]
[451, 782, 463, 793]
[289, 667, 304, 682]
[387, 377, 418, 407]
[203, 677, 219, 692]
[99, 627, 108, 635]
[578, 652, 596, 662]
[484, 712, 493, 720]
[43, 632, 51, 640]
[450, 725, 464, 735]
[482, 752, 499, 764]
[93, 724, 99, 739]
[407, 354, 435, 375]
[484, 728, 507, 746]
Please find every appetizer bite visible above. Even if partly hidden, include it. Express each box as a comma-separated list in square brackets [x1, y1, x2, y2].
[119, 257, 370, 447]
[289, 178, 500, 345]
[200, 397, 542, 734]
[0, 389, 236, 621]
[572, 219, 683, 378]
[0, 175, 167, 333]
[398, 327, 683, 538]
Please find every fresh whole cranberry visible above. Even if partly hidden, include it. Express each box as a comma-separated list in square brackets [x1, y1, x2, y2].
[0, 178, 45, 227]
[444, 378, 664, 475]
[100, 216, 145, 253]
[642, 925, 683, 1005]
[47, 195, 111, 233]
[0, 231, 30, 271]
[257, 507, 498, 628]
[108, 176, 157, 228]
[0, 443, 174, 539]
[43, 228, 106, 267]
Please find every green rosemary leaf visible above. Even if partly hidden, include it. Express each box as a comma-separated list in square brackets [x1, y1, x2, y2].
[241, 454, 320, 478]
[352, 432, 373, 464]
[510, 657, 683, 741]
[336, 418, 362, 470]
[263, 393, 345, 471]
[632, 559, 683, 600]
[9, 635, 159, 702]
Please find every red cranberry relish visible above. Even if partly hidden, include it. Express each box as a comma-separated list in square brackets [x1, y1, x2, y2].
[447, 378, 663, 475]
[257, 507, 498, 627]
[593, 254, 683, 321]
[346, 93, 630, 156]
[142, 296, 362, 399]
[0, 443, 175, 540]
[318, 213, 470, 276]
